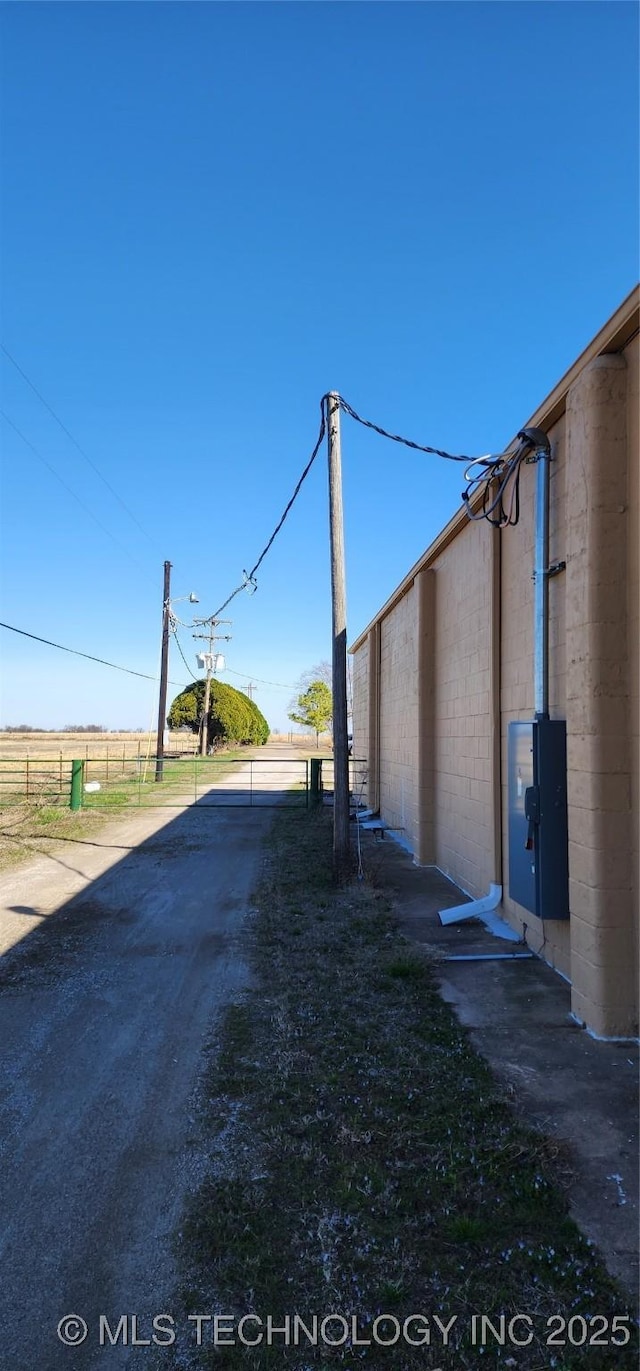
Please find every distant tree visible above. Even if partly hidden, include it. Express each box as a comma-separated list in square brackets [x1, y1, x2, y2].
[296, 660, 332, 692]
[3, 724, 45, 733]
[62, 724, 107, 733]
[292, 659, 352, 728]
[288, 680, 333, 746]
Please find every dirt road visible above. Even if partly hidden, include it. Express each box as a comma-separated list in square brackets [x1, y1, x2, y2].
[0, 750, 304, 1369]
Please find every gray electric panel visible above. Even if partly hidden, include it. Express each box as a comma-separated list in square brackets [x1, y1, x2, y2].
[508, 721, 536, 914]
[508, 719, 570, 921]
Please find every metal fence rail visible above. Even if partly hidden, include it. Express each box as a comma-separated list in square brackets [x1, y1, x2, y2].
[316, 757, 368, 804]
[79, 755, 311, 810]
[0, 754, 369, 813]
[0, 758, 74, 805]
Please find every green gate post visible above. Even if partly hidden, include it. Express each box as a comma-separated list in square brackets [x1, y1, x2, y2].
[310, 757, 322, 805]
[70, 759, 84, 811]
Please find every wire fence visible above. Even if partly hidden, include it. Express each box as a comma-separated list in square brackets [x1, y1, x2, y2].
[0, 752, 368, 812]
[0, 757, 75, 806]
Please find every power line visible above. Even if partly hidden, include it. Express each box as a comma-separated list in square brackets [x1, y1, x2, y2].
[212, 574, 257, 620]
[1, 343, 153, 542]
[246, 395, 328, 581]
[336, 395, 528, 527]
[0, 411, 150, 571]
[210, 393, 513, 617]
[0, 621, 188, 686]
[210, 395, 328, 618]
[224, 667, 297, 690]
[336, 395, 496, 463]
[171, 626, 199, 682]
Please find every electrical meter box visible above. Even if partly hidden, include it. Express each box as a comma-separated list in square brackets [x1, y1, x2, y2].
[507, 719, 569, 921]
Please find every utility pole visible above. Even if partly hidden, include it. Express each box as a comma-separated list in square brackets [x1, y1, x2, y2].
[193, 618, 232, 755]
[155, 559, 172, 782]
[327, 391, 350, 879]
[242, 683, 257, 701]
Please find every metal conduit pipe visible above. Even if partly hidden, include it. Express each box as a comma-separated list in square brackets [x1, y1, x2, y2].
[443, 953, 534, 963]
[518, 426, 552, 719]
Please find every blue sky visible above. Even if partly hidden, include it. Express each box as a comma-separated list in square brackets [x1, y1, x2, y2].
[1, 1, 637, 732]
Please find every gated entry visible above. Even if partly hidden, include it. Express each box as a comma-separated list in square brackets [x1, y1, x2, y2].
[77, 754, 310, 810]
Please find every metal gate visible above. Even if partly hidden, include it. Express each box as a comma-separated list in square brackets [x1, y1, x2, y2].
[78, 753, 310, 810]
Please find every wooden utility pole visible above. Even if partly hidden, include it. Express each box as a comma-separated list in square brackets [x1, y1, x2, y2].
[193, 618, 232, 754]
[155, 559, 172, 782]
[327, 392, 350, 879]
[200, 660, 213, 757]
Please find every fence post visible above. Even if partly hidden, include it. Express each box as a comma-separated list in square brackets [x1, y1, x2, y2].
[59, 750, 63, 794]
[70, 759, 84, 811]
[26, 757, 30, 798]
[106, 745, 109, 782]
[122, 743, 126, 775]
[310, 757, 322, 805]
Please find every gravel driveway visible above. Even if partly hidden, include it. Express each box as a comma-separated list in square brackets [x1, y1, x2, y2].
[0, 752, 304, 1369]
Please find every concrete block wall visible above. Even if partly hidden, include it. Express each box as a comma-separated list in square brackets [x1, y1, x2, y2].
[379, 587, 419, 849]
[628, 336, 639, 1014]
[564, 353, 636, 1036]
[431, 520, 495, 899]
[350, 296, 639, 1036]
[351, 634, 369, 785]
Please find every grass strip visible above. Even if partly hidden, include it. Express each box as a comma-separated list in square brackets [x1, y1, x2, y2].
[180, 809, 638, 1369]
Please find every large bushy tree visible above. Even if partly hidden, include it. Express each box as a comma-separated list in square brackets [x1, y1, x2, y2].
[168, 679, 269, 747]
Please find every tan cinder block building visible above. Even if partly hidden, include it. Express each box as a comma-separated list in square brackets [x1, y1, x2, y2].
[350, 288, 639, 1039]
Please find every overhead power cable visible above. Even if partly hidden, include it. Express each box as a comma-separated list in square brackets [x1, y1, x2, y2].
[224, 667, 297, 690]
[210, 393, 521, 617]
[246, 395, 328, 580]
[0, 621, 188, 686]
[336, 395, 493, 464]
[0, 411, 150, 571]
[337, 394, 532, 527]
[210, 395, 328, 618]
[1, 343, 153, 542]
[171, 625, 199, 682]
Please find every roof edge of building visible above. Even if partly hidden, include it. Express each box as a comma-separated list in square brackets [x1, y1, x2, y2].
[349, 285, 639, 654]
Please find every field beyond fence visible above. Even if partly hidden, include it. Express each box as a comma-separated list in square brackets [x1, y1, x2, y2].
[0, 732, 196, 809]
[0, 731, 196, 762]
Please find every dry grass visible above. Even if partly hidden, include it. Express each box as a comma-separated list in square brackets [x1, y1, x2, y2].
[0, 801, 116, 875]
[268, 732, 334, 752]
[0, 730, 194, 761]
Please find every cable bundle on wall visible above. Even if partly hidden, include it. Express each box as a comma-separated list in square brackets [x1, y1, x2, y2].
[461, 428, 547, 528]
